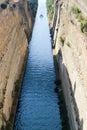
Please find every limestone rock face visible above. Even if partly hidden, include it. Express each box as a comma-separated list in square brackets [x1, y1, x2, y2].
[0, 0, 33, 129]
[52, 0, 87, 130]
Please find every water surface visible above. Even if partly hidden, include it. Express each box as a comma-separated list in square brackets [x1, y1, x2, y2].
[14, 0, 62, 130]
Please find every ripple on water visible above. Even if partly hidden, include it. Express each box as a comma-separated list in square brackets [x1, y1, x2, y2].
[14, 0, 62, 130]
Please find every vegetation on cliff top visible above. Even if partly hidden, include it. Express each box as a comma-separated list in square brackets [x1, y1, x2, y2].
[60, 36, 65, 46]
[46, 0, 54, 21]
[71, 6, 87, 35]
[27, 0, 38, 17]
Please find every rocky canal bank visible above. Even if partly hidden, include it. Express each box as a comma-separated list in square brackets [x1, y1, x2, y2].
[47, 1, 70, 130]
[54, 56, 70, 130]
[0, 0, 38, 129]
[48, 0, 87, 130]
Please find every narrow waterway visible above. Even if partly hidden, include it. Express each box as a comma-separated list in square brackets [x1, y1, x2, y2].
[14, 0, 62, 130]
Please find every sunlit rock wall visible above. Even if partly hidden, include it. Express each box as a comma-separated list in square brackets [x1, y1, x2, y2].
[0, 0, 35, 129]
[52, 0, 87, 130]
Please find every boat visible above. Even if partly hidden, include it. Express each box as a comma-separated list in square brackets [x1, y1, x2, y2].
[40, 14, 43, 18]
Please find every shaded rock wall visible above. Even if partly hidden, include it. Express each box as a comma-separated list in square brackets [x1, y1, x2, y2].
[52, 0, 87, 130]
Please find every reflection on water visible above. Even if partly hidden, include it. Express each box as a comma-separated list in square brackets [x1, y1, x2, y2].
[14, 0, 62, 130]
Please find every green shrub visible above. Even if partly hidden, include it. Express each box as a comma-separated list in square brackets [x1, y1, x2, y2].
[71, 6, 87, 35]
[1, 3, 7, 9]
[71, 6, 83, 22]
[6, 123, 11, 130]
[71, 6, 81, 14]
[80, 19, 87, 34]
[27, 1, 38, 17]
[76, 13, 84, 22]
[47, 0, 54, 20]
[14, 80, 19, 92]
[66, 42, 71, 47]
[60, 36, 65, 46]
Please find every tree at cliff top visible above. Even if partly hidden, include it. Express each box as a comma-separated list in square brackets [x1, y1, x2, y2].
[27, 0, 38, 17]
[47, 0, 54, 21]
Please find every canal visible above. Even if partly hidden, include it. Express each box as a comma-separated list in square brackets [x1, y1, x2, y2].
[14, 0, 62, 129]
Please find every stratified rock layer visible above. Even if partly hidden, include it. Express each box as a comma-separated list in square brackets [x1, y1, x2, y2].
[0, 0, 35, 129]
[52, 0, 87, 130]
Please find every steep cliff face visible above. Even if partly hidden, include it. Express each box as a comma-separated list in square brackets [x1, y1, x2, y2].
[52, 0, 87, 130]
[0, 0, 36, 129]
[28, 0, 38, 17]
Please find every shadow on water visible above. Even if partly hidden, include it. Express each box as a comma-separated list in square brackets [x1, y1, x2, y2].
[54, 48, 83, 130]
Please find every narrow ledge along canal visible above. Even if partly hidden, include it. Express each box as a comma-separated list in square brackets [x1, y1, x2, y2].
[14, 0, 62, 130]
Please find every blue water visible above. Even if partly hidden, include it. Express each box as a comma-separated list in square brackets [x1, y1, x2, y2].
[13, 0, 62, 130]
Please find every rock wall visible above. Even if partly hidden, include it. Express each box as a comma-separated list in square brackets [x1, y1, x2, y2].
[52, 0, 87, 130]
[0, 0, 37, 129]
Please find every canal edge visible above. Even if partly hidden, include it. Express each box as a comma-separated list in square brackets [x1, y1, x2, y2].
[53, 55, 71, 130]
